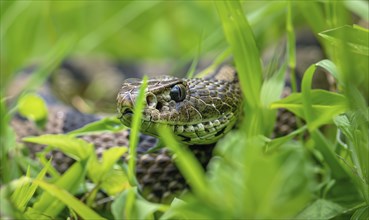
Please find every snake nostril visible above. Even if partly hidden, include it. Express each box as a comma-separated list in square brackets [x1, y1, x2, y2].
[146, 93, 157, 108]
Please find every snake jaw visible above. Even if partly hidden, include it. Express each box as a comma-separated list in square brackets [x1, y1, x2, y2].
[119, 107, 134, 126]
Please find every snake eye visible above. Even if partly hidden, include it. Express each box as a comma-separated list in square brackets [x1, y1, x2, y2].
[170, 84, 186, 102]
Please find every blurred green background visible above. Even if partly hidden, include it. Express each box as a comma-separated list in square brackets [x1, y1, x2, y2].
[2, 1, 219, 83]
[2, 1, 368, 82]
[1, 1, 299, 88]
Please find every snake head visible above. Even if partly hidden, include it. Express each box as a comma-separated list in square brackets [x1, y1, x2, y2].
[117, 75, 242, 145]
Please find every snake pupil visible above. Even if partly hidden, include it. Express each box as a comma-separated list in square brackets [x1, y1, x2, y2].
[170, 84, 186, 102]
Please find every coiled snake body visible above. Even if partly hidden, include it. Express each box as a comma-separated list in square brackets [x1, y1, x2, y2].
[10, 65, 247, 203]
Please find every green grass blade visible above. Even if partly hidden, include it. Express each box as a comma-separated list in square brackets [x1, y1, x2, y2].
[334, 114, 369, 203]
[112, 187, 168, 219]
[0, 100, 18, 183]
[10, 161, 50, 213]
[315, 59, 339, 81]
[215, 1, 262, 108]
[30, 159, 89, 218]
[301, 64, 316, 130]
[215, 0, 263, 137]
[265, 126, 307, 152]
[68, 116, 125, 137]
[300, 60, 349, 131]
[32, 179, 106, 220]
[88, 146, 127, 186]
[311, 130, 351, 180]
[271, 89, 348, 129]
[128, 76, 148, 186]
[344, 0, 369, 22]
[23, 134, 93, 161]
[99, 167, 130, 196]
[158, 126, 208, 200]
[296, 198, 346, 219]
[351, 205, 369, 220]
[286, 2, 297, 92]
[297, 2, 327, 34]
[123, 187, 135, 220]
[260, 62, 287, 135]
[319, 25, 369, 56]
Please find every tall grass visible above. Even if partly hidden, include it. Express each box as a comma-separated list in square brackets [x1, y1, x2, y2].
[1, 1, 368, 219]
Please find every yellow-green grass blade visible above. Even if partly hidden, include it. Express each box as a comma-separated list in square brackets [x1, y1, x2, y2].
[32, 179, 105, 220]
[158, 126, 209, 201]
[128, 76, 148, 186]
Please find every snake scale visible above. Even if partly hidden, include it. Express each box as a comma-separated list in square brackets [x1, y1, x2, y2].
[9, 31, 329, 204]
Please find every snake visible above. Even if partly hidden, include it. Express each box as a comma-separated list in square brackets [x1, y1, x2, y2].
[10, 64, 246, 203]
[9, 32, 329, 204]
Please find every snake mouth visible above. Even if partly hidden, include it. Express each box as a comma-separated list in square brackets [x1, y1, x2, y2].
[123, 108, 134, 116]
[119, 107, 134, 126]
